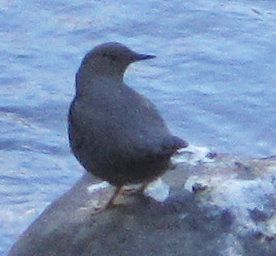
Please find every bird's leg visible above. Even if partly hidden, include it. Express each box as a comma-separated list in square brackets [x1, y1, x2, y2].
[121, 182, 149, 195]
[92, 186, 122, 215]
[139, 182, 149, 192]
[106, 186, 123, 207]
[91, 181, 152, 214]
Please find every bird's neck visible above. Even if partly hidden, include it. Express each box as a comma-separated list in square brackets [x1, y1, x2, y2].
[74, 68, 125, 99]
[80, 63, 125, 81]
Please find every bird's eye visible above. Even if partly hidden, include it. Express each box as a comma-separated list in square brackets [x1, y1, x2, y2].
[102, 53, 117, 61]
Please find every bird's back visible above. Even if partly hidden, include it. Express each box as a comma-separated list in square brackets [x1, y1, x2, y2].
[68, 78, 186, 186]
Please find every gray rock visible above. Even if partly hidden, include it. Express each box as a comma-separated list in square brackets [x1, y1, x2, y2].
[8, 153, 276, 256]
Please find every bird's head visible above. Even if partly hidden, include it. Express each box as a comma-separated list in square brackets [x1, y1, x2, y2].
[80, 42, 155, 80]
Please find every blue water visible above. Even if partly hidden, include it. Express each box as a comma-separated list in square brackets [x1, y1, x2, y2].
[1, 0, 276, 254]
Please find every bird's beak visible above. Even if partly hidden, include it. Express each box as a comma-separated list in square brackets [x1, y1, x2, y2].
[133, 53, 156, 61]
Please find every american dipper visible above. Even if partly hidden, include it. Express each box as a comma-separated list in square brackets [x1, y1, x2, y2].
[68, 42, 188, 211]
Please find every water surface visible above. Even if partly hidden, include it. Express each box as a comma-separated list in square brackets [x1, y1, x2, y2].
[1, 0, 276, 254]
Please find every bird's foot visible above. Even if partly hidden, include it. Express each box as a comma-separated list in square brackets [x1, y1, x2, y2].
[90, 186, 123, 215]
[91, 202, 116, 215]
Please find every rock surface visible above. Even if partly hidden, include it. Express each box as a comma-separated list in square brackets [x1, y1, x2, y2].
[8, 152, 276, 256]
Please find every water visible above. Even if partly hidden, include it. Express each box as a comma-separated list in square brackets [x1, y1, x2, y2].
[1, 0, 276, 254]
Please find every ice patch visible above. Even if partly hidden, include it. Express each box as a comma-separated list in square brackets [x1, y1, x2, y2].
[144, 178, 170, 202]
[184, 174, 276, 236]
[87, 181, 110, 194]
[172, 144, 215, 166]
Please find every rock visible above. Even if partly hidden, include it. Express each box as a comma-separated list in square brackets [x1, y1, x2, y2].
[8, 153, 276, 256]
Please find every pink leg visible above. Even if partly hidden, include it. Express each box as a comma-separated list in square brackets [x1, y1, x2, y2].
[92, 186, 122, 215]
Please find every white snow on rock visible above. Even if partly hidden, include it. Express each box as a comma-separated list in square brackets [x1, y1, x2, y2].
[172, 144, 215, 166]
[184, 173, 276, 238]
[144, 178, 170, 202]
[87, 181, 111, 194]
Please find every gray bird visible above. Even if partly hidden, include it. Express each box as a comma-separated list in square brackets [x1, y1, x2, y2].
[68, 42, 188, 211]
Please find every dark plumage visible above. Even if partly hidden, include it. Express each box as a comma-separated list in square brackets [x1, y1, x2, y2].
[68, 42, 188, 209]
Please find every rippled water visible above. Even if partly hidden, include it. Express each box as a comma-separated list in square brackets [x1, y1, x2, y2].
[1, 0, 276, 254]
